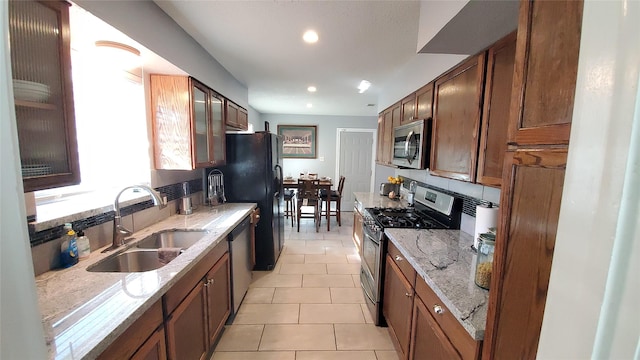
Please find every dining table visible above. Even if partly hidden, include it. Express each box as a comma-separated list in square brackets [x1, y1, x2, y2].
[282, 176, 334, 231]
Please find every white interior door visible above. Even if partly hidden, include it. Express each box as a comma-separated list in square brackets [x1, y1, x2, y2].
[336, 129, 375, 211]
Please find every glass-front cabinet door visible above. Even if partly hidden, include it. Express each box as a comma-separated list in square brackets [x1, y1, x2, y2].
[191, 80, 212, 167]
[210, 93, 225, 166]
[9, 0, 80, 191]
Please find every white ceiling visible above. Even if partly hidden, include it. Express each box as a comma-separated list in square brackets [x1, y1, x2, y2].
[153, 1, 423, 117]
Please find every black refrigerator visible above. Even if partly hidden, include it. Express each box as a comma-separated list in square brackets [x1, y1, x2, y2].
[213, 131, 284, 270]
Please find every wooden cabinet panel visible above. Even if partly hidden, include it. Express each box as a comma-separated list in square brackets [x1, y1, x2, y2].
[383, 254, 414, 359]
[387, 241, 416, 288]
[508, 0, 583, 145]
[416, 82, 434, 121]
[483, 149, 567, 359]
[353, 209, 363, 255]
[210, 93, 226, 166]
[131, 326, 167, 360]
[382, 108, 394, 165]
[431, 54, 486, 182]
[250, 207, 261, 268]
[477, 32, 517, 187]
[97, 301, 164, 360]
[166, 282, 208, 360]
[206, 252, 231, 347]
[225, 100, 248, 130]
[410, 295, 461, 360]
[415, 277, 480, 360]
[151, 75, 225, 169]
[391, 102, 402, 129]
[9, 0, 80, 191]
[401, 93, 416, 125]
[376, 114, 384, 163]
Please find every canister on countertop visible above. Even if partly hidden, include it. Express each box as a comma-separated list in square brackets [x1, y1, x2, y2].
[474, 232, 495, 290]
[179, 181, 193, 215]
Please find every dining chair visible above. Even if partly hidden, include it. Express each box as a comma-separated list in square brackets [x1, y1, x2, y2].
[320, 176, 345, 229]
[283, 189, 295, 227]
[296, 178, 321, 232]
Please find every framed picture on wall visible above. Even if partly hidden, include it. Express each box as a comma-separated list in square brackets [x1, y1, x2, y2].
[277, 125, 317, 158]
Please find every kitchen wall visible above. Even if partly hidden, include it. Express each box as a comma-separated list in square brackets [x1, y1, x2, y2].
[259, 113, 378, 184]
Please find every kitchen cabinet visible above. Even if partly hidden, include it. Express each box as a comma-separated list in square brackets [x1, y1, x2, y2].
[410, 294, 460, 360]
[482, 1, 582, 358]
[476, 32, 517, 187]
[430, 54, 486, 182]
[9, 0, 80, 192]
[225, 100, 248, 131]
[97, 301, 164, 360]
[383, 241, 481, 360]
[400, 93, 416, 125]
[205, 252, 231, 351]
[352, 207, 363, 255]
[415, 82, 435, 121]
[383, 242, 416, 359]
[165, 279, 208, 360]
[376, 107, 394, 166]
[163, 239, 230, 359]
[131, 326, 167, 360]
[508, 0, 582, 146]
[150, 75, 226, 170]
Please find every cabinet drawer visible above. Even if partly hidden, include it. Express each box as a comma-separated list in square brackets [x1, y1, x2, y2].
[164, 239, 228, 315]
[387, 241, 416, 287]
[415, 277, 481, 360]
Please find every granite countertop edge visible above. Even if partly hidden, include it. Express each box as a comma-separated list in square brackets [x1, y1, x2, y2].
[36, 203, 256, 360]
[385, 229, 488, 341]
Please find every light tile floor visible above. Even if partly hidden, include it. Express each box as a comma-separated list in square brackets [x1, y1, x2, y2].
[212, 213, 399, 360]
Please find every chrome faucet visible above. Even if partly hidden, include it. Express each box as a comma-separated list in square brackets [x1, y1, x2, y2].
[111, 185, 166, 250]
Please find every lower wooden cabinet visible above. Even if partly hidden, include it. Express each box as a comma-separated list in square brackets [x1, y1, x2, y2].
[205, 252, 231, 347]
[97, 301, 164, 360]
[132, 325, 167, 360]
[352, 208, 363, 254]
[383, 254, 415, 359]
[383, 242, 481, 360]
[410, 295, 460, 360]
[165, 281, 208, 360]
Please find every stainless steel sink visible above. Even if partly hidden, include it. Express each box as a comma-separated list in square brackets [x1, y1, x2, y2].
[87, 249, 165, 273]
[135, 229, 208, 250]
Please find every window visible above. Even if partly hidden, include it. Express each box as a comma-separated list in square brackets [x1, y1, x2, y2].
[35, 45, 151, 206]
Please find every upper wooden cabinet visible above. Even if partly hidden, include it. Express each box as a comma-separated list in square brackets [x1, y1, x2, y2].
[9, 0, 80, 192]
[150, 75, 226, 170]
[415, 82, 435, 121]
[376, 106, 395, 166]
[476, 32, 517, 187]
[400, 82, 435, 126]
[431, 54, 486, 182]
[225, 100, 248, 131]
[508, 0, 582, 145]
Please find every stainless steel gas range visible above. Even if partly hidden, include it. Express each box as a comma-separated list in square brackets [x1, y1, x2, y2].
[359, 186, 462, 326]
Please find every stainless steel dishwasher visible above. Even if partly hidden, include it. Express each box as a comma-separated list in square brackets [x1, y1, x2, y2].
[227, 216, 252, 321]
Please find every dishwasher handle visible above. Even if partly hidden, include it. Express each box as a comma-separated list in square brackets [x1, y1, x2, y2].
[228, 216, 251, 241]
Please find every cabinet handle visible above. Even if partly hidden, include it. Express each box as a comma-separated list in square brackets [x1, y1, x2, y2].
[395, 255, 403, 262]
[434, 304, 444, 315]
[405, 292, 413, 297]
[209, 279, 215, 285]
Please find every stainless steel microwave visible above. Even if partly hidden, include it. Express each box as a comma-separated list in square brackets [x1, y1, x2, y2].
[391, 119, 431, 169]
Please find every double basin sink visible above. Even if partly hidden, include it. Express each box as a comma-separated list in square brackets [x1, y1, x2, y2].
[87, 229, 209, 273]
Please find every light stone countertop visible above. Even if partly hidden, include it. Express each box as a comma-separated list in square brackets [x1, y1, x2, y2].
[384, 228, 489, 340]
[35, 203, 256, 360]
[354, 192, 409, 210]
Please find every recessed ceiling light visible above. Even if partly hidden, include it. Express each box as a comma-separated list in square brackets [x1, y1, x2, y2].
[358, 80, 371, 93]
[303, 30, 318, 43]
[307, 86, 317, 93]
[306, 103, 313, 108]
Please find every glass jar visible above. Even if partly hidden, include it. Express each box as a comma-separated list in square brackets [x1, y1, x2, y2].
[474, 232, 495, 290]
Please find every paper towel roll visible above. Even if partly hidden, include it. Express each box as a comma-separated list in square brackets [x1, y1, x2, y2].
[474, 204, 498, 249]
